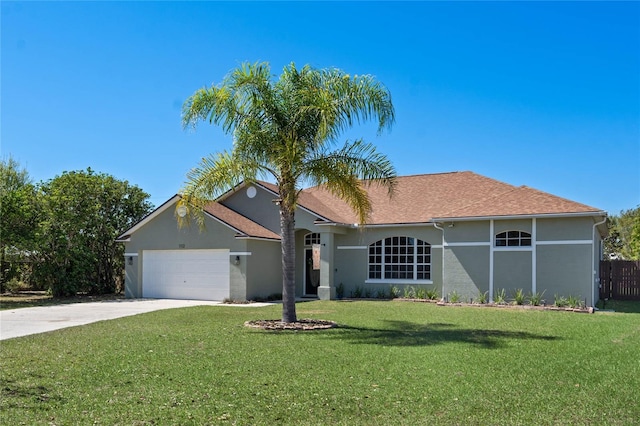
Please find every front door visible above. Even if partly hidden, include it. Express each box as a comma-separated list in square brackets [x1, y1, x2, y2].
[305, 248, 320, 296]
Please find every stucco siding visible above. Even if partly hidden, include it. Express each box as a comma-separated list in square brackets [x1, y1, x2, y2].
[537, 217, 593, 241]
[537, 245, 592, 305]
[444, 246, 490, 301]
[245, 239, 282, 300]
[494, 219, 532, 235]
[494, 251, 532, 299]
[221, 185, 281, 234]
[445, 221, 489, 243]
[124, 256, 140, 298]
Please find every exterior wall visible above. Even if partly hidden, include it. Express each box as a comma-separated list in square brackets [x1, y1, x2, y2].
[123, 254, 139, 298]
[537, 245, 592, 305]
[221, 184, 281, 234]
[536, 217, 593, 241]
[440, 216, 598, 306]
[536, 216, 597, 306]
[444, 246, 489, 301]
[442, 221, 490, 301]
[245, 239, 283, 300]
[494, 251, 532, 298]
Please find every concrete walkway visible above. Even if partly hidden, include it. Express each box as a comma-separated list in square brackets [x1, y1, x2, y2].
[0, 299, 272, 340]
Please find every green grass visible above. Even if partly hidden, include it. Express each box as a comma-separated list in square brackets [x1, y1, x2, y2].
[1, 301, 639, 425]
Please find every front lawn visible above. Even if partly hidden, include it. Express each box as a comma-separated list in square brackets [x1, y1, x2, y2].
[1, 301, 638, 425]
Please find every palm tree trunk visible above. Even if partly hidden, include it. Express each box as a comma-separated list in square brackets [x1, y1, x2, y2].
[280, 203, 297, 323]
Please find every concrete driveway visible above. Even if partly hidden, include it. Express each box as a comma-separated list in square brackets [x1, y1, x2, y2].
[0, 299, 270, 340]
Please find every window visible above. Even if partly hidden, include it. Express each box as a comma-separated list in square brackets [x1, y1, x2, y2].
[304, 233, 320, 246]
[368, 236, 431, 280]
[495, 231, 531, 247]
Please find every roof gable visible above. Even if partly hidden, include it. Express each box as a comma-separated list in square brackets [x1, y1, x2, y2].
[117, 195, 280, 241]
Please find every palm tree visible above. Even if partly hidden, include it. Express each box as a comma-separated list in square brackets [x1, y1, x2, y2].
[179, 62, 396, 323]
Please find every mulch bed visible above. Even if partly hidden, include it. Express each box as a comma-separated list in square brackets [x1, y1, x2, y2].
[244, 318, 338, 331]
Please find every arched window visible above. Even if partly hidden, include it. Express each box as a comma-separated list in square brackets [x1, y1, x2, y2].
[304, 232, 320, 246]
[495, 231, 531, 247]
[368, 236, 431, 281]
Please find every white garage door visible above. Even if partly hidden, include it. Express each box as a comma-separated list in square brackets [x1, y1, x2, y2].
[142, 249, 230, 301]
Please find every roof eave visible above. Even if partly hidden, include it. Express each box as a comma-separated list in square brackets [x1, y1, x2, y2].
[432, 211, 607, 222]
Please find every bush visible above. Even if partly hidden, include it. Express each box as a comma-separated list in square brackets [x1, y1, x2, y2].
[513, 288, 526, 305]
[426, 288, 439, 300]
[352, 286, 363, 298]
[403, 286, 415, 299]
[494, 288, 507, 304]
[528, 290, 545, 306]
[449, 290, 461, 303]
[389, 285, 400, 299]
[336, 283, 344, 299]
[478, 291, 488, 304]
[4, 277, 26, 294]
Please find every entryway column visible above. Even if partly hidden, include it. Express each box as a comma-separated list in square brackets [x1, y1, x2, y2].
[317, 232, 335, 300]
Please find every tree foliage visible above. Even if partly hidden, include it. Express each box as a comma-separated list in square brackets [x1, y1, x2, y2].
[180, 62, 396, 322]
[604, 206, 640, 260]
[0, 157, 39, 288]
[33, 168, 152, 296]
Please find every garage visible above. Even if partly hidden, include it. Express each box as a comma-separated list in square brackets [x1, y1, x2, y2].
[142, 249, 230, 301]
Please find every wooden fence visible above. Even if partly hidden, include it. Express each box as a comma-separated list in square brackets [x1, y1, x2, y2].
[600, 260, 640, 300]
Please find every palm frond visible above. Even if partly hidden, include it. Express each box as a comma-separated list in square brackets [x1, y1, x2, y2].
[303, 139, 396, 224]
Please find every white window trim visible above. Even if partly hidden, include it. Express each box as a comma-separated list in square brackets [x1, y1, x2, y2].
[494, 246, 533, 252]
[368, 236, 432, 281]
[365, 279, 433, 285]
[304, 232, 321, 246]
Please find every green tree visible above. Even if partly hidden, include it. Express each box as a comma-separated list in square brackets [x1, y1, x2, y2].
[180, 62, 396, 322]
[0, 157, 39, 289]
[604, 206, 640, 260]
[34, 168, 152, 296]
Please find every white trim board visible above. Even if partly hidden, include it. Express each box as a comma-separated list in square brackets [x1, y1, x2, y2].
[536, 240, 592, 245]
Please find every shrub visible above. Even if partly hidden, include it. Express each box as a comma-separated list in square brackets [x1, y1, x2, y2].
[478, 291, 488, 304]
[513, 288, 526, 305]
[364, 288, 372, 298]
[554, 294, 568, 308]
[352, 286, 363, 298]
[336, 283, 344, 299]
[415, 287, 427, 299]
[4, 277, 26, 294]
[426, 288, 439, 300]
[389, 285, 400, 299]
[404, 286, 416, 299]
[528, 290, 545, 306]
[494, 288, 507, 304]
[449, 290, 461, 303]
[566, 295, 583, 309]
[376, 288, 387, 299]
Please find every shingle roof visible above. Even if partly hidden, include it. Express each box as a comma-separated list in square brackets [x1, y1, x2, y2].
[204, 201, 280, 240]
[294, 171, 603, 224]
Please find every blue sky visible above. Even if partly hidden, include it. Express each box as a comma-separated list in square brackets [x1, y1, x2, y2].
[2, 1, 639, 214]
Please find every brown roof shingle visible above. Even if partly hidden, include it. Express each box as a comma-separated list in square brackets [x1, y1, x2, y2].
[295, 171, 603, 224]
[204, 201, 280, 240]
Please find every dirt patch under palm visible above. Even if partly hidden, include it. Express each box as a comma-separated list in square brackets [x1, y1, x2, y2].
[244, 318, 337, 331]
